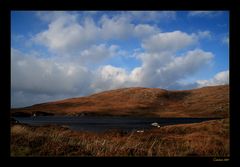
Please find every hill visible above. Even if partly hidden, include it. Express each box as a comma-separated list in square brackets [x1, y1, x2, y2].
[11, 85, 229, 118]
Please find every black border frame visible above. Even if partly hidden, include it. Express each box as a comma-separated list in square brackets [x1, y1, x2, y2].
[1, 0, 239, 166]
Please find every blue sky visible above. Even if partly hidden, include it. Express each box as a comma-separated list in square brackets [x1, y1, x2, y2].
[11, 11, 229, 107]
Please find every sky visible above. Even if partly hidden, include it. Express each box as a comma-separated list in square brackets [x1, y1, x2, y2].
[11, 11, 229, 108]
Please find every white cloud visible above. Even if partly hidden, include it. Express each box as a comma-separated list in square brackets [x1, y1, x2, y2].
[197, 70, 229, 87]
[133, 49, 214, 88]
[139, 52, 173, 69]
[99, 65, 128, 83]
[129, 67, 143, 83]
[133, 24, 159, 38]
[159, 49, 213, 82]
[11, 48, 93, 97]
[188, 11, 223, 17]
[196, 30, 211, 39]
[34, 12, 178, 58]
[142, 31, 197, 53]
[33, 14, 100, 54]
[99, 14, 134, 40]
[33, 12, 160, 55]
[79, 44, 119, 65]
[95, 49, 214, 89]
[91, 65, 131, 92]
[222, 36, 229, 45]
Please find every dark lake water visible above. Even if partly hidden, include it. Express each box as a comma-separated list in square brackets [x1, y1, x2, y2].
[13, 116, 219, 132]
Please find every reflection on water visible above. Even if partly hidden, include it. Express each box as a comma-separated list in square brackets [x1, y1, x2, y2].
[14, 116, 219, 132]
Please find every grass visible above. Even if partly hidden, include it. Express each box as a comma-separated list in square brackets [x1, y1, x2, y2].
[11, 118, 229, 157]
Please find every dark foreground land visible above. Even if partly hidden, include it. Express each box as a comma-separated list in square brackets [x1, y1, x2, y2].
[11, 118, 229, 157]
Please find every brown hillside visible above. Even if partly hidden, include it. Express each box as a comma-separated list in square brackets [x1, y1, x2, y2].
[11, 85, 229, 118]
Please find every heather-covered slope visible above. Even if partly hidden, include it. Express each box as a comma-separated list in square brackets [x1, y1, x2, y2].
[11, 85, 229, 118]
